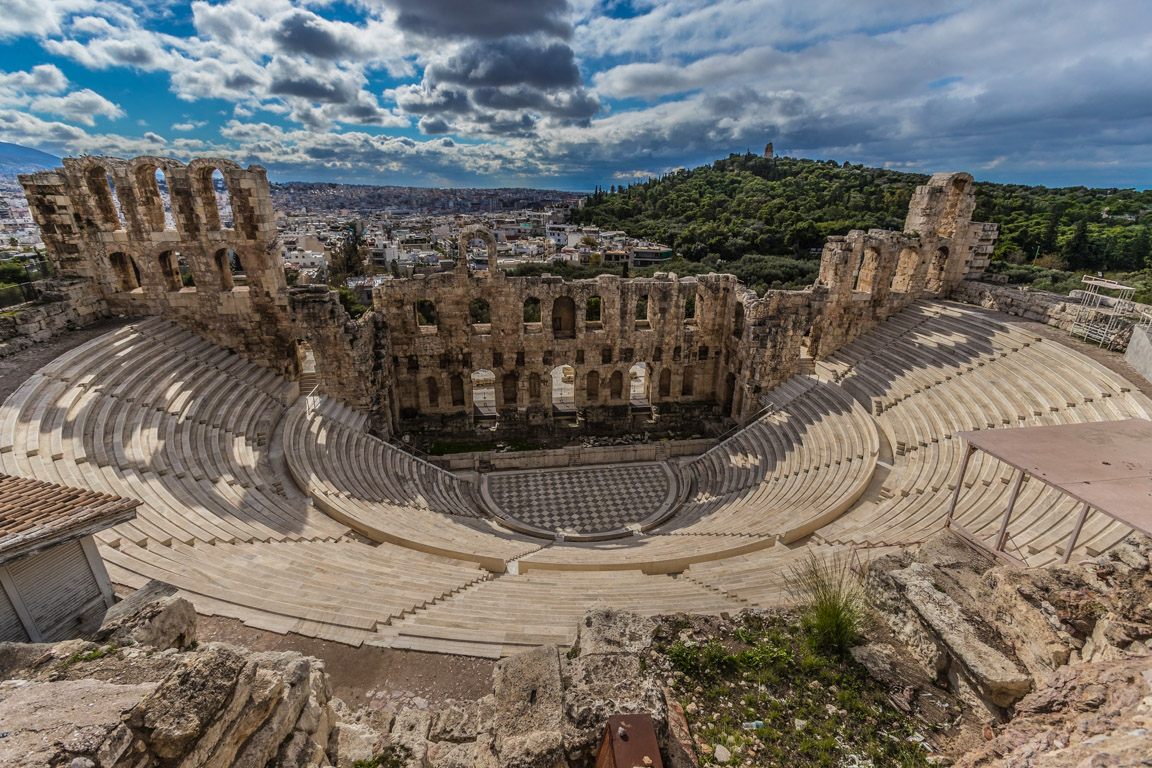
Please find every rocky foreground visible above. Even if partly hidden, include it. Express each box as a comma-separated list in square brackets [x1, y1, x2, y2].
[1, 532, 1150, 768]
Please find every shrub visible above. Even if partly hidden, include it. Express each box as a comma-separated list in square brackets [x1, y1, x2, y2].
[786, 551, 864, 656]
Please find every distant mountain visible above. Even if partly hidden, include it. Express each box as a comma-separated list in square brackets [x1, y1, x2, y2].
[0, 142, 62, 175]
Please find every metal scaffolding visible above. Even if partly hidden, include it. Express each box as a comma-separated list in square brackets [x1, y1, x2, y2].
[1070, 276, 1136, 347]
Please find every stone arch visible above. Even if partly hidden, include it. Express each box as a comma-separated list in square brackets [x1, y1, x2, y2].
[891, 247, 920, 292]
[129, 157, 182, 232]
[659, 367, 672, 398]
[523, 296, 541, 324]
[551, 295, 576, 339]
[470, 369, 496, 419]
[108, 251, 140, 292]
[549, 366, 575, 414]
[722, 371, 737, 417]
[188, 158, 242, 231]
[81, 163, 124, 230]
[458, 225, 497, 271]
[585, 295, 602, 323]
[501, 372, 519, 407]
[156, 250, 183, 292]
[854, 247, 880, 292]
[629, 361, 650, 406]
[586, 370, 600, 400]
[609, 370, 624, 400]
[469, 297, 491, 326]
[213, 248, 235, 291]
[681, 365, 695, 397]
[450, 374, 466, 407]
[938, 176, 972, 239]
[425, 376, 440, 409]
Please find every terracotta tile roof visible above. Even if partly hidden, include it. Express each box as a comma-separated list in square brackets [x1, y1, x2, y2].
[0, 474, 139, 564]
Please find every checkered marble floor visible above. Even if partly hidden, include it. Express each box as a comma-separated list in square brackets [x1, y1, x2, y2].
[485, 463, 671, 534]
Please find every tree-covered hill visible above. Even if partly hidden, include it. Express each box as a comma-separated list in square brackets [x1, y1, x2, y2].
[571, 153, 1152, 275]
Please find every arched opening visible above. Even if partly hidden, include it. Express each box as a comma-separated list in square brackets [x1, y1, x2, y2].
[179, 254, 196, 288]
[415, 299, 437, 328]
[425, 376, 440, 408]
[295, 340, 315, 376]
[722, 372, 737, 417]
[733, 303, 745, 338]
[681, 366, 695, 397]
[629, 362, 650, 409]
[854, 247, 880, 292]
[684, 292, 696, 322]
[928, 246, 949, 291]
[891, 247, 920, 292]
[108, 252, 139, 292]
[458, 226, 498, 271]
[84, 167, 125, 229]
[528, 372, 542, 403]
[550, 366, 575, 415]
[134, 166, 175, 232]
[450, 374, 465, 407]
[673, 346, 682, 362]
[210, 169, 232, 228]
[471, 370, 496, 420]
[501, 372, 519, 407]
[523, 296, 541, 325]
[938, 177, 970, 239]
[469, 298, 491, 326]
[157, 251, 182, 292]
[658, 367, 672, 398]
[586, 370, 600, 401]
[635, 294, 650, 326]
[609, 370, 624, 401]
[214, 249, 235, 291]
[585, 295, 601, 324]
[551, 295, 576, 339]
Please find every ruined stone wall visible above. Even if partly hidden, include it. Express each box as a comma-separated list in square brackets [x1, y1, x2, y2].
[19, 156, 386, 422]
[0, 279, 111, 359]
[373, 270, 747, 434]
[21, 156, 995, 438]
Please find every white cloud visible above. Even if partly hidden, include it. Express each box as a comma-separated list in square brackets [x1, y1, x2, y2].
[172, 119, 207, 131]
[30, 88, 123, 125]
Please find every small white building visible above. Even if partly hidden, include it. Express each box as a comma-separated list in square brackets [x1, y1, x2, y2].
[0, 474, 139, 642]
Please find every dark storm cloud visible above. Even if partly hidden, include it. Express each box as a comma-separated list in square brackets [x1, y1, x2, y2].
[419, 115, 451, 134]
[378, 0, 572, 41]
[273, 11, 343, 59]
[269, 76, 355, 103]
[394, 85, 473, 115]
[428, 39, 582, 89]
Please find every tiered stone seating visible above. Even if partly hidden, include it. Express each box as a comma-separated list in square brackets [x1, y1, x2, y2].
[813, 301, 1152, 565]
[101, 537, 487, 646]
[283, 401, 545, 571]
[0, 317, 349, 550]
[371, 569, 746, 658]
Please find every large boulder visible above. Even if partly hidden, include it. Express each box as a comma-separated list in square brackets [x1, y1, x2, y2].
[95, 579, 197, 651]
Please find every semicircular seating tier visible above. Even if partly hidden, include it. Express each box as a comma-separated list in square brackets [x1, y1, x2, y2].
[3, 300, 1150, 655]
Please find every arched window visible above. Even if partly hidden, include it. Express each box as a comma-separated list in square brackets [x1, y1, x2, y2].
[179, 255, 196, 288]
[196, 166, 234, 230]
[609, 370, 624, 400]
[469, 298, 491, 325]
[629, 362, 649, 406]
[683, 292, 696, 322]
[681, 366, 695, 397]
[528, 372, 542, 402]
[450, 374, 465, 407]
[214, 249, 235, 291]
[585, 295, 601, 323]
[471, 370, 496, 419]
[425, 377, 440, 408]
[722, 372, 737, 417]
[586, 370, 600, 400]
[635, 294, 649, 325]
[891, 247, 920, 292]
[658, 367, 672, 398]
[854, 248, 879, 292]
[84, 167, 124, 229]
[501, 372, 518, 406]
[523, 297, 541, 324]
[157, 251, 182, 292]
[551, 296, 575, 339]
[108, 252, 139, 292]
[550, 366, 574, 413]
[415, 299, 437, 327]
[732, 303, 745, 339]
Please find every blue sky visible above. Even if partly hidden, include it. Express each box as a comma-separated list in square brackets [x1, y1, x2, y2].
[1, 0, 1150, 190]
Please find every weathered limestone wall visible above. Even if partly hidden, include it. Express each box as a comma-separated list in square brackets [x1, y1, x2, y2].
[0, 279, 111, 359]
[20, 157, 994, 438]
[950, 280, 1079, 330]
[1123, 325, 1152, 385]
[435, 438, 716, 472]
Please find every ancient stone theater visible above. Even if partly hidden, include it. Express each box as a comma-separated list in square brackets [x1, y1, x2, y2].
[4, 155, 1149, 657]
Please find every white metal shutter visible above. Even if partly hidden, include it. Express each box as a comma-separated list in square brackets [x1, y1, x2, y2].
[8, 540, 102, 641]
[0, 583, 29, 642]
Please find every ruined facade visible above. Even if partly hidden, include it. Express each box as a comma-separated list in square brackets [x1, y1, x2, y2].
[20, 159, 996, 441]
